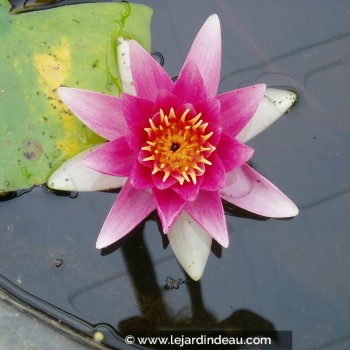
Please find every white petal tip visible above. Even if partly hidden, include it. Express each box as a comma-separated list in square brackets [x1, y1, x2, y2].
[96, 240, 106, 250]
[237, 88, 297, 142]
[117, 36, 136, 95]
[206, 14, 220, 29]
[221, 241, 229, 249]
[271, 198, 299, 218]
[285, 204, 299, 217]
[265, 88, 297, 115]
[48, 147, 126, 192]
[57, 86, 73, 100]
[96, 230, 116, 250]
[168, 212, 212, 281]
[188, 271, 202, 282]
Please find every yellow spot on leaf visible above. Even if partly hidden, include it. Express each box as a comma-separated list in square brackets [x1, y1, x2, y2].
[34, 37, 71, 90]
[34, 38, 82, 156]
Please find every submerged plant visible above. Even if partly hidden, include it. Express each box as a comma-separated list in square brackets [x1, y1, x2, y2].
[49, 15, 298, 280]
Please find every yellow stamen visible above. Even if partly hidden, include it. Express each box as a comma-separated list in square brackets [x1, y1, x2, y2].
[200, 157, 212, 165]
[192, 119, 203, 130]
[208, 144, 216, 154]
[199, 123, 208, 132]
[141, 145, 152, 152]
[201, 145, 216, 153]
[180, 108, 190, 122]
[142, 155, 155, 162]
[177, 176, 185, 185]
[162, 170, 171, 182]
[201, 131, 213, 142]
[142, 107, 216, 186]
[181, 171, 190, 182]
[188, 170, 197, 185]
[160, 109, 165, 123]
[149, 118, 158, 132]
[152, 164, 161, 174]
[169, 108, 176, 119]
[144, 128, 152, 137]
[194, 164, 204, 173]
[183, 129, 190, 141]
[189, 112, 202, 125]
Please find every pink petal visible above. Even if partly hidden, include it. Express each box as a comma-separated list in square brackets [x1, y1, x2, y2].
[152, 171, 177, 190]
[96, 180, 156, 248]
[153, 90, 183, 115]
[125, 123, 149, 152]
[216, 133, 254, 172]
[173, 62, 207, 104]
[129, 161, 154, 189]
[172, 176, 203, 202]
[220, 164, 299, 217]
[129, 40, 173, 101]
[121, 93, 155, 126]
[200, 153, 226, 191]
[217, 84, 266, 136]
[182, 14, 221, 98]
[82, 137, 135, 177]
[175, 103, 197, 120]
[185, 190, 229, 248]
[153, 189, 186, 233]
[218, 166, 252, 198]
[137, 148, 153, 169]
[193, 97, 221, 129]
[58, 87, 126, 140]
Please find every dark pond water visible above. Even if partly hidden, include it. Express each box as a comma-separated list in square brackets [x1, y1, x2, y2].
[1, 0, 350, 349]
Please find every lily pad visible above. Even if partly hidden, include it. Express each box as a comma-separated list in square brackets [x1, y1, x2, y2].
[0, 0, 152, 193]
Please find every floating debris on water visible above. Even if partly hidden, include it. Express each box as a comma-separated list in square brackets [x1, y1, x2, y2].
[164, 276, 185, 290]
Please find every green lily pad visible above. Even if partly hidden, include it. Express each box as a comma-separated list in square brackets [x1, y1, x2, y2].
[0, 0, 152, 193]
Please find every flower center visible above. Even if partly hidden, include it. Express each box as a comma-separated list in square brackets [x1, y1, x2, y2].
[141, 108, 216, 185]
[171, 142, 181, 152]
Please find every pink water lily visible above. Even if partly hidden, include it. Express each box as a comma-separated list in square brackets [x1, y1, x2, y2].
[49, 15, 298, 280]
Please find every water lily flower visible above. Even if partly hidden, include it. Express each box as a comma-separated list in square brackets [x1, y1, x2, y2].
[49, 15, 298, 280]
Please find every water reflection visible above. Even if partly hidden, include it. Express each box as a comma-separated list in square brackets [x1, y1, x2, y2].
[42, 184, 79, 199]
[102, 225, 277, 341]
[0, 187, 33, 202]
[58, 214, 280, 347]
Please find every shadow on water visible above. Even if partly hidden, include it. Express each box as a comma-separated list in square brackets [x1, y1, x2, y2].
[114, 226, 279, 349]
